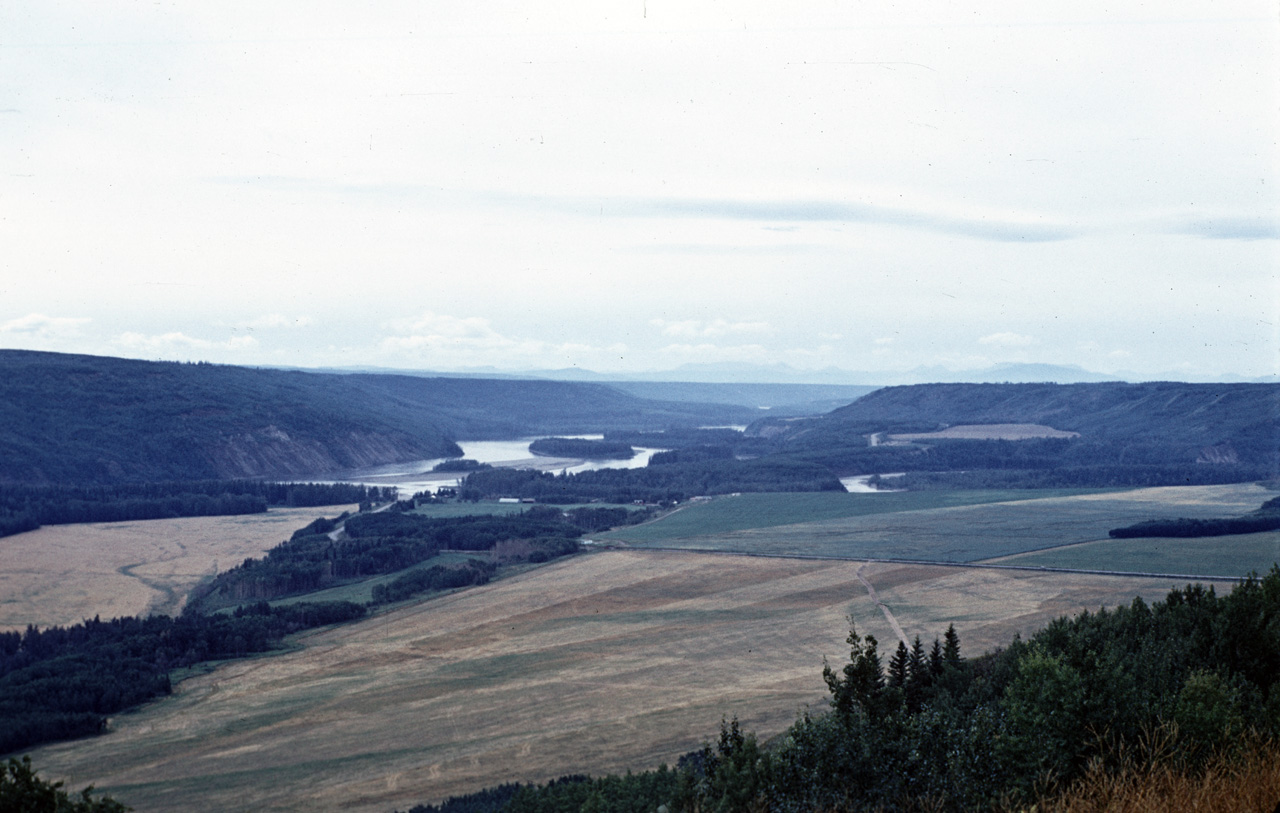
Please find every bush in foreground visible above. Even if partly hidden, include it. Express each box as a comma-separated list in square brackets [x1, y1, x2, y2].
[1, 755, 129, 812]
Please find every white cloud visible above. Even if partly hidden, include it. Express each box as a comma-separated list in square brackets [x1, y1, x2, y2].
[379, 312, 631, 370]
[389, 312, 506, 342]
[114, 331, 259, 358]
[234, 314, 314, 330]
[0, 313, 91, 339]
[650, 319, 772, 339]
[0, 2, 1274, 379]
[873, 337, 895, 346]
[978, 332, 1037, 348]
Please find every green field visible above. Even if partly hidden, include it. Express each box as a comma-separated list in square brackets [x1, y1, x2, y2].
[992, 531, 1280, 578]
[600, 484, 1278, 574]
[599, 490, 1110, 543]
[263, 552, 498, 607]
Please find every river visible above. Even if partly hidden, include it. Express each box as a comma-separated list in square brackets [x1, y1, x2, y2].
[313, 435, 668, 498]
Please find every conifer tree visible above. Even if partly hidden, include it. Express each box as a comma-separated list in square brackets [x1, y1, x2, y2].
[888, 640, 910, 688]
[929, 636, 944, 677]
[905, 635, 928, 712]
[823, 620, 884, 719]
[943, 623, 962, 666]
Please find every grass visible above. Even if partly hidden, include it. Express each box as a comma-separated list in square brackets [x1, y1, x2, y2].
[253, 552, 498, 608]
[600, 484, 1279, 570]
[1034, 736, 1280, 812]
[0, 505, 355, 631]
[11, 483, 1275, 810]
[990, 530, 1280, 579]
[26, 550, 1241, 813]
[599, 489, 1109, 543]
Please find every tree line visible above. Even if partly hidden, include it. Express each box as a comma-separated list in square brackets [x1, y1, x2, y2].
[0, 600, 366, 755]
[458, 458, 845, 504]
[527, 438, 636, 460]
[4, 502, 631, 757]
[1109, 494, 1280, 538]
[0, 481, 396, 539]
[190, 505, 610, 608]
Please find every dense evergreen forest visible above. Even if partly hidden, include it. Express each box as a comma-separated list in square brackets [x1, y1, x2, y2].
[527, 438, 636, 459]
[432, 459, 493, 472]
[1109, 495, 1280, 538]
[747, 382, 1279, 489]
[458, 458, 845, 504]
[402, 567, 1280, 812]
[0, 600, 367, 755]
[189, 505, 633, 608]
[0, 350, 754, 485]
[0, 481, 394, 539]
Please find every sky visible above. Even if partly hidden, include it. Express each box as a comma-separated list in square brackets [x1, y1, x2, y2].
[2, 1, 1277, 381]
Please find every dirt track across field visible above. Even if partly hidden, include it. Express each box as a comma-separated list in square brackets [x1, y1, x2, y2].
[0, 507, 353, 630]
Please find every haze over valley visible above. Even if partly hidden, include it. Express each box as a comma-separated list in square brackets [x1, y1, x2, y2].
[2, 1, 1278, 810]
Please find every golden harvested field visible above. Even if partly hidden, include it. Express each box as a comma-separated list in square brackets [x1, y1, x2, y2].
[0, 507, 353, 630]
[28, 549, 1235, 813]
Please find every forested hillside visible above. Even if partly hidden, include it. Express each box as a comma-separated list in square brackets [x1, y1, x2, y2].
[750, 382, 1279, 488]
[772, 381, 1277, 454]
[0, 351, 754, 485]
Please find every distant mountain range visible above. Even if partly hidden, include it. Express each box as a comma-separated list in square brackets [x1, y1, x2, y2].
[304, 361, 1278, 387]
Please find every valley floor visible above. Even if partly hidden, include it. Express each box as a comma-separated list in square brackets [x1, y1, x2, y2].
[27, 549, 1234, 812]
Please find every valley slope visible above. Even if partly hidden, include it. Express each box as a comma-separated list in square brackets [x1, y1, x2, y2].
[0, 351, 755, 485]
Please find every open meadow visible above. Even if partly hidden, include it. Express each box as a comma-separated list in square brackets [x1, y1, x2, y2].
[27, 549, 1238, 813]
[601, 484, 1277, 576]
[0, 506, 354, 630]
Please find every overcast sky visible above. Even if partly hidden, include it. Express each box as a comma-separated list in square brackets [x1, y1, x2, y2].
[2, 2, 1277, 381]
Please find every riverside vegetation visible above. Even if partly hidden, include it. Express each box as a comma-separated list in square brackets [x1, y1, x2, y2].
[2, 360, 1276, 809]
[0, 502, 648, 756]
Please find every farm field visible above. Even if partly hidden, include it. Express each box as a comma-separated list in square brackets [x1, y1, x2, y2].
[28, 549, 1238, 813]
[258, 551, 499, 608]
[991, 530, 1280, 578]
[598, 489, 1109, 543]
[0, 506, 354, 631]
[602, 484, 1276, 576]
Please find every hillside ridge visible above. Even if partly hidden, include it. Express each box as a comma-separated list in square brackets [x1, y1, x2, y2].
[0, 350, 753, 484]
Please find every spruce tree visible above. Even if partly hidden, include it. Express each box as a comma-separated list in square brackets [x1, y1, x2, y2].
[905, 635, 928, 712]
[929, 636, 944, 677]
[943, 623, 962, 666]
[888, 640, 910, 688]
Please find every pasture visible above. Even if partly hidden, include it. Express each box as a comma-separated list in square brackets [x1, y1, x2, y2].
[0, 506, 354, 631]
[602, 484, 1276, 576]
[599, 489, 1106, 543]
[992, 530, 1280, 578]
[28, 549, 1236, 813]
